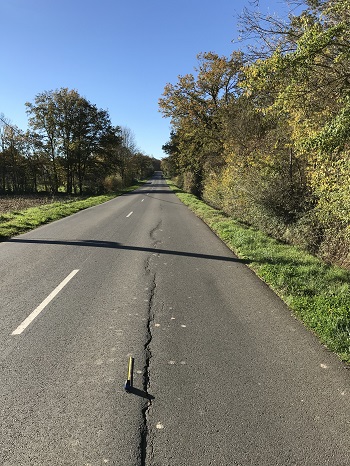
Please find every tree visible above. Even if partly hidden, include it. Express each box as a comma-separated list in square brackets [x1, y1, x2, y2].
[120, 126, 139, 154]
[159, 51, 243, 194]
[26, 88, 117, 194]
[241, 0, 350, 259]
[0, 122, 29, 193]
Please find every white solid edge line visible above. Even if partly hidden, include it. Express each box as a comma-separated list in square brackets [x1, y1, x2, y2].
[126, 211, 133, 218]
[11, 269, 80, 335]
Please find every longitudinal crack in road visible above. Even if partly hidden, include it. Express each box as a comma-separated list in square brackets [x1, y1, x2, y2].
[141, 220, 162, 465]
[141, 266, 156, 466]
[141, 270, 156, 466]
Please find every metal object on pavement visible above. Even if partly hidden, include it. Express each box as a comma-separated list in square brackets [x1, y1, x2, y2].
[124, 356, 134, 392]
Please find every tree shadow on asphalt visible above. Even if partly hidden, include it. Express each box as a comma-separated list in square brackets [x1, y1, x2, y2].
[7, 238, 250, 264]
[124, 189, 174, 195]
[123, 189, 183, 204]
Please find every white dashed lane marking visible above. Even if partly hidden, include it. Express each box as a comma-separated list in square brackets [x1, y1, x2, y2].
[11, 269, 79, 335]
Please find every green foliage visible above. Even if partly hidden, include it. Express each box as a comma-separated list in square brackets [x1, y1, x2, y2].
[103, 174, 124, 192]
[25, 88, 122, 194]
[307, 97, 350, 153]
[159, 52, 243, 192]
[160, 0, 350, 269]
[1, 88, 157, 195]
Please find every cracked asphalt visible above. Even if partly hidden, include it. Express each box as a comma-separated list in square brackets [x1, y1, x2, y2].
[0, 172, 349, 465]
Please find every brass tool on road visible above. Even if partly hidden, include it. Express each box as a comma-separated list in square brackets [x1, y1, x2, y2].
[124, 356, 134, 392]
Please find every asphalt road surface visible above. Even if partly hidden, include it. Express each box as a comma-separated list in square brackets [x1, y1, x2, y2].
[0, 172, 349, 465]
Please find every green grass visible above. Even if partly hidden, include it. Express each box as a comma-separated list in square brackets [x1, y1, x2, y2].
[0, 182, 143, 241]
[167, 180, 350, 363]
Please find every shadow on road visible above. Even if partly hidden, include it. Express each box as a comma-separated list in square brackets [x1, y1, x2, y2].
[126, 386, 155, 400]
[143, 194, 183, 205]
[7, 238, 249, 264]
[124, 189, 174, 195]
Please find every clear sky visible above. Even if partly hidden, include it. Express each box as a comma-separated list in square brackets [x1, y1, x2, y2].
[0, 0, 292, 159]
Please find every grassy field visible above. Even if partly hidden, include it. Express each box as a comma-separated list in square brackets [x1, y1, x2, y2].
[0, 183, 142, 241]
[167, 180, 350, 363]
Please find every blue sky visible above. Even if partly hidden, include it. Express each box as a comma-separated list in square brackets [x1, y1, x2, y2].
[0, 0, 293, 159]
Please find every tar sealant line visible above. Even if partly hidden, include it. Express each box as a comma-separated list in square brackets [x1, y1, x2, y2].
[11, 269, 79, 335]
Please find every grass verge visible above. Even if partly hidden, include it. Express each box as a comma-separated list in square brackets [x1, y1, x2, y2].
[167, 180, 350, 363]
[0, 183, 142, 241]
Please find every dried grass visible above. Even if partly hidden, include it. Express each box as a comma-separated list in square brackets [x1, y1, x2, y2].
[0, 195, 72, 214]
